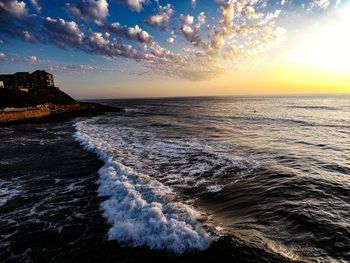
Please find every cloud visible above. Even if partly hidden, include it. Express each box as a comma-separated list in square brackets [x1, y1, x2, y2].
[24, 55, 37, 64]
[87, 33, 142, 60]
[66, 0, 108, 25]
[105, 22, 152, 44]
[0, 53, 40, 64]
[308, 0, 330, 10]
[144, 4, 174, 30]
[21, 30, 36, 41]
[245, 6, 262, 19]
[179, 14, 194, 25]
[0, 11, 38, 43]
[29, 62, 124, 75]
[0, 0, 289, 81]
[280, 0, 288, 6]
[197, 12, 205, 24]
[0, 0, 27, 18]
[166, 37, 174, 45]
[179, 13, 207, 49]
[191, 0, 196, 9]
[126, 25, 151, 43]
[114, 0, 146, 12]
[30, 0, 41, 13]
[44, 17, 84, 47]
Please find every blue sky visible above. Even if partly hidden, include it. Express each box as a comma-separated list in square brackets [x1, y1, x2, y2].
[0, 0, 347, 98]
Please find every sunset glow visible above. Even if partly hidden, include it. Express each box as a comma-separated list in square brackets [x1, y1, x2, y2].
[1, 2, 350, 262]
[0, 0, 349, 98]
[283, 5, 350, 74]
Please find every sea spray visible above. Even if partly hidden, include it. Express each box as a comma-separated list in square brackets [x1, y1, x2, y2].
[74, 120, 212, 253]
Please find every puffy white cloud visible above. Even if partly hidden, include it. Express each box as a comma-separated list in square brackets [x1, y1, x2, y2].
[87, 30, 144, 60]
[44, 17, 84, 47]
[89, 32, 110, 47]
[24, 55, 37, 64]
[0, 53, 40, 64]
[66, 0, 109, 25]
[166, 37, 174, 45]
[179, 14, 194, 25]
[0, 0, 27, 18]
[179, 13, 209, 49]
[182, 25, 193, 39]
[245, 6, 262, 19]
[21, 30, 35, 41]
[114, 0, 146, 12]
[126, 25, 151, 43]
[144, 4, 174, 30]
[145, 14, 165, 28]
[107, 22, 124, 35]
[219, 0, 234, 30]
[30, 0, 41, 13]
[197, 12, 205, 24]
[105, 22, 152, 44]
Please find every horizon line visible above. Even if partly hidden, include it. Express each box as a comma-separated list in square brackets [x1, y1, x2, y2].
[77, 92, 350, 101]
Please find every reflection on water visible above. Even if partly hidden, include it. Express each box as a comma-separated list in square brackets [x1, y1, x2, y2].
[89, 94, 349, 262]
[1, 95, 349, 262]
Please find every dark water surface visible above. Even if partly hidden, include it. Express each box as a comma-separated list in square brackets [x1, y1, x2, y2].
[1, 95, 349, 262]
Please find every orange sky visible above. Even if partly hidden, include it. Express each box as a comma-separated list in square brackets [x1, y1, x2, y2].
[55, 3, 350, 99]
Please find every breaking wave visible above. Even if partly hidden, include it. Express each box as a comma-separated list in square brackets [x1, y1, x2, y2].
[73, 120, 213, 253]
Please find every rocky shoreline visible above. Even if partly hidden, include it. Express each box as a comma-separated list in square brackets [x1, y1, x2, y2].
[0, 88, 124, 125]
[0, 102, 124, 125]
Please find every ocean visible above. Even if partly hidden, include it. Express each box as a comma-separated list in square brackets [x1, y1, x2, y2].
[0, 95, 349, 262]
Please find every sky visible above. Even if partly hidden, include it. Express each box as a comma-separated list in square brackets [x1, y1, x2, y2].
[0, 0, 349, 99]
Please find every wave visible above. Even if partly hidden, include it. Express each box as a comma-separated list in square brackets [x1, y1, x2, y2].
[285, 105, 337, 110]
[0, 180, 19, 207]
[124, 108, 150, 114]
[73, 120, 213, 253]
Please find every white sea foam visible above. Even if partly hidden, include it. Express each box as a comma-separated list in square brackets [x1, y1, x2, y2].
[74, 120, 212, 253]
[124, 108, 149, 114]
[206, 185, 223, 193]
[0, 180, 19, 207]
[72, 116, 257, 198]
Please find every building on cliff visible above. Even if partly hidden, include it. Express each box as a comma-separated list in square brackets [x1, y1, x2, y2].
[0, 70, 55, 91]
[31, 70, 55, 89]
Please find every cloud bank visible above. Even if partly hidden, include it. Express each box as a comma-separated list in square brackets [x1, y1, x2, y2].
[0, 0, 339, 81]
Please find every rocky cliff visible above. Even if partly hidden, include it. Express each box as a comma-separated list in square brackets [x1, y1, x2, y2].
[0, 89, 123, 124]
[0, 88, 76, 108]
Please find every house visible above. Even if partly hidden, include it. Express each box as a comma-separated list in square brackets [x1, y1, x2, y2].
[31, 70, 55, 89]
[0, 74, 15, 89]
[0, 70, 55, 91]
[14, 72, 32, 90]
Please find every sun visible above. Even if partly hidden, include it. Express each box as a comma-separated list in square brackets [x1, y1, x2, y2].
[284, 5, 350, 74]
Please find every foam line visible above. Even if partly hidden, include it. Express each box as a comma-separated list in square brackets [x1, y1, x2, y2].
[74, 120, 212, 253]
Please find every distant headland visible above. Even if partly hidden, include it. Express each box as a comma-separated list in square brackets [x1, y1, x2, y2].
[0, 70, 123, 124]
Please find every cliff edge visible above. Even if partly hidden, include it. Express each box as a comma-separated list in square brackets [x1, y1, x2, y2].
[0, 88, 76, 108]
[0, 89, 123, 124]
